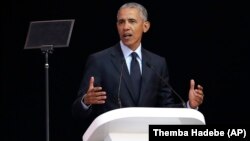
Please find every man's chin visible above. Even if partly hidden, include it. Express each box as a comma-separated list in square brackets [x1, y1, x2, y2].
[122, 40, 133, 47]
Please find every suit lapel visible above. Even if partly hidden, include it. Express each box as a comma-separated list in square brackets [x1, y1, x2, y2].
[138, 49, 152, 105]
[110, 44, 137, 105]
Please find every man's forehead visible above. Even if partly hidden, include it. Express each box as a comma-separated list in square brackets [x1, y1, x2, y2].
[117, 8, 140, 20]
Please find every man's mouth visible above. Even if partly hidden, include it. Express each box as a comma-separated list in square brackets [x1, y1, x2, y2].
[123, 33, 132, 39]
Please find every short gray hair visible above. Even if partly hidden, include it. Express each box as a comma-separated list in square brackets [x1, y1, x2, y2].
[118, 2, 148, 21]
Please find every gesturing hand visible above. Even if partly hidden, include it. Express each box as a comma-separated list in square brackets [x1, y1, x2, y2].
[188, 79, 204, 109]
[83, 76, 107, 105]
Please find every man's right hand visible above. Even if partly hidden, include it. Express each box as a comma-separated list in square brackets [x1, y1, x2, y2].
[83, 76, 107, 105]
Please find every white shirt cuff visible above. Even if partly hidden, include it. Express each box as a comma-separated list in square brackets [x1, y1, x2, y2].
[80, 94, 91, 109]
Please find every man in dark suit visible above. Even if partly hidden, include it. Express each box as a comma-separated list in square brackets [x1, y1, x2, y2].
[72, 2, 204, 133]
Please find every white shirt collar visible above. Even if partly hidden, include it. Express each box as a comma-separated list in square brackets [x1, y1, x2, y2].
[120, 41, 142, 60]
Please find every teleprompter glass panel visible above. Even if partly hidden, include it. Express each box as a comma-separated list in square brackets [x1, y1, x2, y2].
[24, 19, 75, 49]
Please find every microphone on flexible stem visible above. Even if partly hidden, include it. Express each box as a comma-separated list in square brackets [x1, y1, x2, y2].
[146, 62, 187, 108]
[117, 59, 125, 108]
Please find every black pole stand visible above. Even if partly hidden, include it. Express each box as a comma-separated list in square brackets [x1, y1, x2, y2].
[41, 45, 54, 141]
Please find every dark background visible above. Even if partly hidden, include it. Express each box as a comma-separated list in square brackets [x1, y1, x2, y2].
[2, 0, 249, 141]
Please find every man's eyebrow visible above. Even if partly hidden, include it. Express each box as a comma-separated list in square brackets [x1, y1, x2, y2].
[128, 18, 136, 20]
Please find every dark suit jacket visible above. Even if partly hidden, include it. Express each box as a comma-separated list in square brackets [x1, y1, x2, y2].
[72, 43, 182, 130]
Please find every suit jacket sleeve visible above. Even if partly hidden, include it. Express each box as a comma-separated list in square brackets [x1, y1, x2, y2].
[72, 54, 102, 120]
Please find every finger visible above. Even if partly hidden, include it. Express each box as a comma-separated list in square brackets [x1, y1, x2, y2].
[193, 92, 204, 102]
[94, 91, 107, 97]
[94, 100, 106, 104]
[194, 97, 203, 105]
[88, 99, 105, 105]
[190, 79, 195, 90]
[89, 95, 107, 104]
[197, 85, 203, 90]
[95, 95, 107, 101]
[195, 89, 204, 97]
[86, 91, 106, 102]
[88, 76, 95, 91]
[195, 94, 204, 101]
[93, 87, 103, 92]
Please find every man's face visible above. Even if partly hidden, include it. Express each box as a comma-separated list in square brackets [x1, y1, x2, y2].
[117, 7, 150, 50]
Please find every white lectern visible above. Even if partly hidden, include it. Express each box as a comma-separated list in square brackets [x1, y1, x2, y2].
[82, 107, 205, 141]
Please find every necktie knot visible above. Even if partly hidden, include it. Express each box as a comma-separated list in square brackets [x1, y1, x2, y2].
[131, 52, 138, 60]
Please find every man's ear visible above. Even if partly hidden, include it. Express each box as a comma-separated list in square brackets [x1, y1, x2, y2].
[143, 21, 150, 33]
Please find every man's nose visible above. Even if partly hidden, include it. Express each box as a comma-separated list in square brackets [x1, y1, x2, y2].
[123, 21, 130, 30]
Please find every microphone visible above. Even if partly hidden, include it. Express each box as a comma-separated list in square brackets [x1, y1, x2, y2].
[146, 62, 187, 108]
[117, 59, 126, 108]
